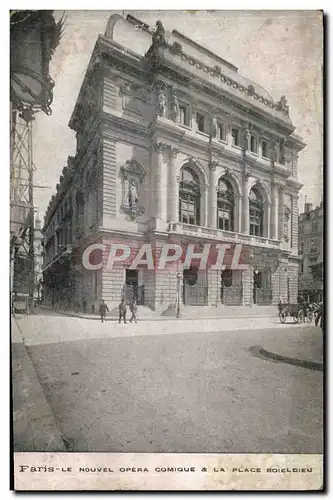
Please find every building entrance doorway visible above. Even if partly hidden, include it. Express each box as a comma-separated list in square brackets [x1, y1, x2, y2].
[125, 269, 144, 305]
[220, 269, 242, 305]
[183, 266, 208, 306]
[253, 269, 272, 305]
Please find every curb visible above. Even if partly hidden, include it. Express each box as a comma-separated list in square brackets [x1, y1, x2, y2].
[258, 347, 323, 372]
[12, 317, 67, 452]
[37, 308, 277, 322]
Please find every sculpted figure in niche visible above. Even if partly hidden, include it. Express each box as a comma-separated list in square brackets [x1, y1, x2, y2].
[209, 115, 217, 138]
[128, 180, 138, 207]
[269, 140, 279, 162]
[284, 205, 290, 241]
[170, 86, 180, 122]
[157, 87, 166, 117]
[279, 138, 286, 165]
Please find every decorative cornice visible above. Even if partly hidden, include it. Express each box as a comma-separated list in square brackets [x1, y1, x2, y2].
[176, 50, 292, 119]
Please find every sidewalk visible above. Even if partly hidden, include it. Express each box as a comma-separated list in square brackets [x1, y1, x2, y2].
[39, 304, 277, 322]
[11, 316, 66, 451]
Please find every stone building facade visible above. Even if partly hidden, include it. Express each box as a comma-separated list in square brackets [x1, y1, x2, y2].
[298, 201, 324, 302]
[42, 14, 305, 313]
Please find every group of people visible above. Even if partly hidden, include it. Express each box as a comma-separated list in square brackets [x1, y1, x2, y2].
[298, 295, 324, 331]
[99, 298, 138, 324]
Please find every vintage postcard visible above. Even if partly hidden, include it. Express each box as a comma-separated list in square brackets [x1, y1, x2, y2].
[10, 9, 324, 491]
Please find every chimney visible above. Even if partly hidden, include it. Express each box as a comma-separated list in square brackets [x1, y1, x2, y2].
[304, 203, 313, 213]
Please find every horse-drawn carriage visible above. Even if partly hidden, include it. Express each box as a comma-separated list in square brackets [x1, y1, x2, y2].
[278, 302, 314, 324]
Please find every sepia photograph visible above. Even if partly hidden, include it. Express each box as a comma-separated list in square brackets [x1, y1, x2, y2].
[10, 9, 324, 490]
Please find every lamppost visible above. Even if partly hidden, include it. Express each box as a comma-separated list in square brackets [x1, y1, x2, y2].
[176, 272, 181, 318]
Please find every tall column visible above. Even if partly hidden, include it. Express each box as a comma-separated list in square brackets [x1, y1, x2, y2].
[208, 161, 218, 228]
[270, 181, 279, 240]
[263, 201, 271, 239]
[154, 142, 167, 220]
[242, 169, 251, 234]
[168, 147, 179, 223]
[278, 183, 286, 241]
[234, 195, 242, 233]
[202, 184, 209, 227]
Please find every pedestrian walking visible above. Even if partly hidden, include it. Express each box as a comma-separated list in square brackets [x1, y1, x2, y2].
[129, 299, 138, 323]
[118, 298, 127, 324]
[315, 301, 323, 327]
[99, 299, 109, 323]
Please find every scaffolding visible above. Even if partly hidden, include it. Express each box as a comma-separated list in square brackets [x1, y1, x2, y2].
[10, 107, 35, 306]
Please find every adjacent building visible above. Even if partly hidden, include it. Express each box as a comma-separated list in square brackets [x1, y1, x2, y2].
[298, 200, 324, 302]
[42, 14, 305, 313]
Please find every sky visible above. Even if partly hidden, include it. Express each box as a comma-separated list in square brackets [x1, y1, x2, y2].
[31, 9, 323, 219]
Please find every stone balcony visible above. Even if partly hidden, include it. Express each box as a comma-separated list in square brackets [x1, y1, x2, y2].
[168, 222, 282, 249]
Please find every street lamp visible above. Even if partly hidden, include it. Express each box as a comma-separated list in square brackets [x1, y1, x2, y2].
[10, 10, 65, 117]
[176, 272, 181, 318]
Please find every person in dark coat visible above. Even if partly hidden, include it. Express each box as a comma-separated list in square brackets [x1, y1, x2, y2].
[118, 298, 127, 324]
[129, 300, 138, 324]
[99, 300, 109, 323]
[315, 301, 323, 327]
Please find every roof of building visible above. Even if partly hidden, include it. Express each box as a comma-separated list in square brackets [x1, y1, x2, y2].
[104, 14, 292, 124]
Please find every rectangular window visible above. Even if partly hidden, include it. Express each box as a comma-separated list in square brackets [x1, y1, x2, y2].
[261, 140, 269, 158]
[232, 128, 240, 147]
[181, 199, 196, 226]
[218, 208, 230, 231]
[250, 134, 258, 154]
[179, 104, 190, 127]
[196, 112, 205, 133]
[312, 221, 318, 231]
[217, 122, 227, 142]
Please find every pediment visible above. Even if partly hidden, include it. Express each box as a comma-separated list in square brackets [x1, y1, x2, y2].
[121, 159, 146, 182]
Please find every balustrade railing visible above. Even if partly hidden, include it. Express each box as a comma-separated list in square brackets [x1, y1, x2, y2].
[170, 222, 281, 248]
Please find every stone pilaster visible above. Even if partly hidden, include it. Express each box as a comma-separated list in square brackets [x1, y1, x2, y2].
[242, 168, 251, 234]
[208, 268, 220, 306]
[201, 184, 209, 227]
[287, 264, 299, 303]
[168, 146, 179, 223]
[263, 201, 271, 239]
[278, 182, 286, 241]
[154, 142, 168, 221]
[234, 194, 242, 233]
[208, 161, 218, 228]
[270, 181, 280, 240]
[291, 194, 299, 252]
[242, 268, 253, 306]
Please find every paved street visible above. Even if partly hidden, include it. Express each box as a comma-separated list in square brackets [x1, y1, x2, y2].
[13, 312, 323, 454]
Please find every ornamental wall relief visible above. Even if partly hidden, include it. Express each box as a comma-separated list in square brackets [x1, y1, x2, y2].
[121, 159, 146, 220]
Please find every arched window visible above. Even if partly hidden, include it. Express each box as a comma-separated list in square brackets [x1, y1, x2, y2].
[179, 167, 200, 225]
[249, 187, 263, 236]
[217, 178, 234, 231]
